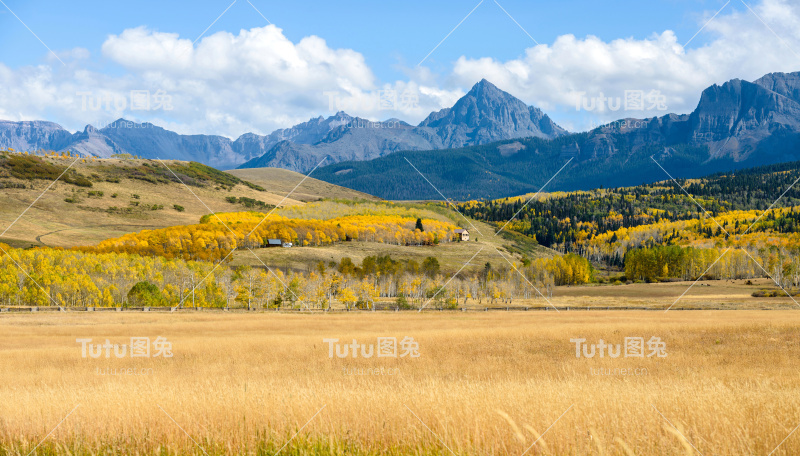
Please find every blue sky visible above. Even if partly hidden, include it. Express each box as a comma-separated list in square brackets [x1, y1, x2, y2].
[0, 0, 797, 137]
[0, 0, 729, 77]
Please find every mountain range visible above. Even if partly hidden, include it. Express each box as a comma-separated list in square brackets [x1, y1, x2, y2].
[4, 72, 800, 200]
[314, 71, 800, 200]
[0, 80, 567, 171]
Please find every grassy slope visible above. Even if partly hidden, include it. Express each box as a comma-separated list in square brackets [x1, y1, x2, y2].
[227, 167, 382, 202]
[0, 156, 315, 248]
[231, 217, 556, 273]
[0, 154, 552, 270]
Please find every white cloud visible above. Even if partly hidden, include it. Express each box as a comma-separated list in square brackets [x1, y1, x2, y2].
[447, 0, 800, 130]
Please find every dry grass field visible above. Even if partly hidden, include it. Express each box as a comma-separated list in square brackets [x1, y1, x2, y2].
[552, 278, 800, 310]
[1, 311, 799, 455]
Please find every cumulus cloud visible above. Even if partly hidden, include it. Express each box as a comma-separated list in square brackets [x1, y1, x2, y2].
[0, 25, 421, 137]
[447, 0, 800, 130]
[0, 0, 799, 136]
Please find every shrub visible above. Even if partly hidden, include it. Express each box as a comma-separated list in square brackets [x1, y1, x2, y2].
[127, 281, 166, 307]
[396, 295, 413, 310]
[64, 175, 93, 187]
[422, 257, 440, 278]
[752, 290, 780, 298]
[173, 204, 185, 212]
[87, 191, 104, 198]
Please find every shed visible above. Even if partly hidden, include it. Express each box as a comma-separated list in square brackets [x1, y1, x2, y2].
[454, 229, 469, 241]
[266, 239, 282, 248]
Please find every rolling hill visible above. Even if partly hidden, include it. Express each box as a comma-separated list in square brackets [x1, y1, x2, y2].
[0, 152, 373, 248]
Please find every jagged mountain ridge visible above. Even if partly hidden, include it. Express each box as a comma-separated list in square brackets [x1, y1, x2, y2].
[237, 79, 568, 171]
[314, 71, 800, 200]
[4, 72, 800, 177]
[0, 80, 568, 171]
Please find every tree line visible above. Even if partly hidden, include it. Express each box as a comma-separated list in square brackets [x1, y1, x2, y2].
[80, 212, 459, 262]
[0, 244, 594, 308]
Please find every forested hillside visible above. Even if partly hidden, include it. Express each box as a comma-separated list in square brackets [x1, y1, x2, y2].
[458, 161, 800, 289]
[459, 160, 800, 254]
[313, 132, 742, 200]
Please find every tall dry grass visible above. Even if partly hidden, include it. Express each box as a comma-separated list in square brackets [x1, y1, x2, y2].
[0, 311, 798, 455]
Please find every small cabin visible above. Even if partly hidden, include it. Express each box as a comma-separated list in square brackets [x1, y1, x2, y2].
[454, 229, 469, 241]
[266, 239, 282, 248]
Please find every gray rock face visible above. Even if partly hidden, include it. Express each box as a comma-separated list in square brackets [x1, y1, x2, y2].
[0, 120, 74, 152]
[0, 80, 567, 171]
[239, 79, 568, 171]
[418, 79, 567, 147]
[238, 117, 443, 171]
[581, 71, 800, 163]
[8, 72, 800, 173]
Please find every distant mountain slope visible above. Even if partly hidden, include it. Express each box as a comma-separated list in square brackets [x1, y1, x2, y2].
[237, 116, 442, 172]
[226, 167, 381, 202]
